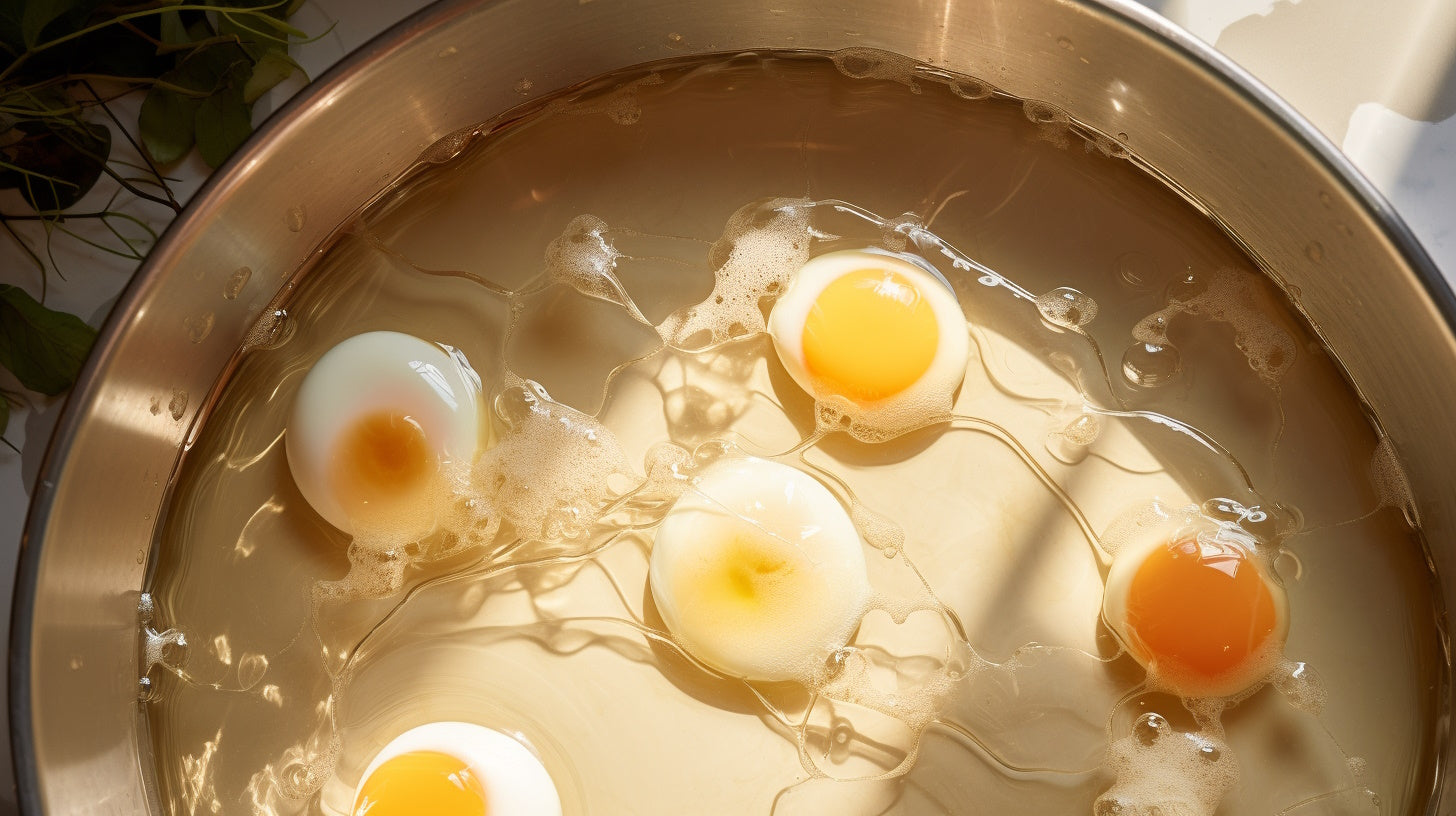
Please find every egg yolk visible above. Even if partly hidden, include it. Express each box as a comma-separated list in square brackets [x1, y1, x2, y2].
[353, 750, 487, 816]
[331, 411, 436, 520]
[1123, 537, 1278, 688]
[801, 268, 939, 402]
[667, 525, 823, 647]
[694, 531, 800, 613]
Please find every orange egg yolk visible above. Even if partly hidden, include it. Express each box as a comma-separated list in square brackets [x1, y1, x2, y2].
[353, 750, 487, 816]
[1123, 537, 1278, 690]
[331, 411, 436, 521]
[801, 268, 940, 402]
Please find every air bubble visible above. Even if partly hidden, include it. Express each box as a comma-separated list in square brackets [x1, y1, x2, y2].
[1035, 287, 1099, 329]
[285, 205, 305, 233]
[828, 719, 855, 763]
[223, 267, 252, 299]
[1272, 660, 1326, 714]
[1305, 242, 1325, 263]
[949, 78, 994, 100]
[1121, 342, 1182, 387]
[1061, 413, 1101, 445]
[1273, 549, 1304, 583]
[1056, 36, 1074, 51]
[1023, 100, 1066, 125]
[168, 389, 189, 421]
[237, 653, 269, 691]
[1133, 712, 1169, 746]
[1115, 251, 1161, 291]
[184, 311, 214, 344]
[1047, 412, 1101, 464]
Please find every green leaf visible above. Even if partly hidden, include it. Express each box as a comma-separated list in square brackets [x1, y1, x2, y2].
[1, 118, 111, 211]
[20, 0, 78, 48]
[172, 41, 250, 93]
[242, 49, 299, 103]
[194, 82, 252, 168]
[138, 43, 251, 165]
[139, 85, 200, 164]
[0, 284, 97, 396]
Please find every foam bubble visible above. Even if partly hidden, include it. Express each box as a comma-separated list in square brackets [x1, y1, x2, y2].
[1024, 100, 1073, 148]
[547, 72, 665, 125]
[850, 502, 906, 555]
[1370, 436, 1419, 527]
[1133, 268, 1296, 386]
[542, 215, 640, 318]
[830, 48, 922, 93]
[1096, 713, 1238, 816]
[657, 198, 811, 347]
[475, 380, 636, 541]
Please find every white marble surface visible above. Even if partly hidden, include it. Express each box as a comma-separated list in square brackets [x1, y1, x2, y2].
[0, 0, 1452, 810]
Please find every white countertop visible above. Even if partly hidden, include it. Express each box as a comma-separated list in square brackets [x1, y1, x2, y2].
[1, 0, 1452, 810]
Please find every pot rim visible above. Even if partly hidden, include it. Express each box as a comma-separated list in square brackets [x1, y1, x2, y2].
[11, 0, 1452, 812]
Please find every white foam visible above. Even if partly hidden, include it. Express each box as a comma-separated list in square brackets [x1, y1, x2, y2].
[1095, 713, 1238, 816]
[1133, 268, 1296, 386]
[657, 198, 812, 347]
[475, 379, 636, 541]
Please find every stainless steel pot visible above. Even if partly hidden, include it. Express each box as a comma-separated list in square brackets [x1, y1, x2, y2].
[12, 0, 1454, 812]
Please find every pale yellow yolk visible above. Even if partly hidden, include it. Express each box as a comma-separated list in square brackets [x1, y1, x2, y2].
[330, 410, 437, 523]
[671, 527, 817, 644]
[801, 268, 940, 402]
[695, 532, 798, 612]
[353, 750, 487, 816]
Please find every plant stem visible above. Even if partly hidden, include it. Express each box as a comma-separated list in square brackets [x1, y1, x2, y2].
[82, 81, 182, 212]
[0, 0, 291, 85]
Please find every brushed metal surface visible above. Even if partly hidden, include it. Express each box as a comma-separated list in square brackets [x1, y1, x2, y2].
[12, 0, 1453, 812]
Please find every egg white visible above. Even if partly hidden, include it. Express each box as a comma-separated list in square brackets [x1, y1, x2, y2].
[1101, 512, 1289, 699]
[285, 331, 483, 537]
[355, 721, 562, 815]
[649, 457, 872, 683]
[767, 248, 970, 436]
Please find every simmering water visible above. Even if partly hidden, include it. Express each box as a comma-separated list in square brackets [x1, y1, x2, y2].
[143, 52, 1443, 815]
